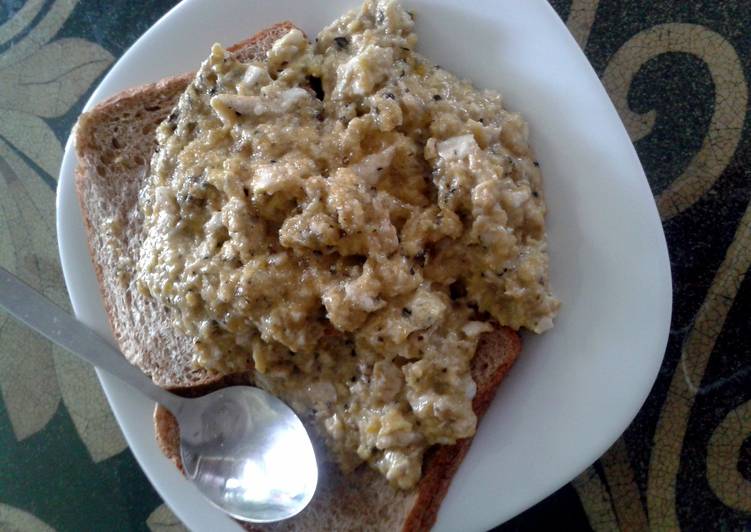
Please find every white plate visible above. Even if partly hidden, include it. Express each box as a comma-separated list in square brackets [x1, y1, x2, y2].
[56, 0, 672, 530]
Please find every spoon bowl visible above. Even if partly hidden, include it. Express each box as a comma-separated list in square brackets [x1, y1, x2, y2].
[177, 386, 317, 522]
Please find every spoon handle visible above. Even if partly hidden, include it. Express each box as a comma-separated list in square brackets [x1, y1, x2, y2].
[0, 266, 180, 412]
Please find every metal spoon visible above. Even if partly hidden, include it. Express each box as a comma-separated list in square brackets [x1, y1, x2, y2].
[0, 267, 318, 523]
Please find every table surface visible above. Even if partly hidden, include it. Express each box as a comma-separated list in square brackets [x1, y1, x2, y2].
[1, 0, 749, 530]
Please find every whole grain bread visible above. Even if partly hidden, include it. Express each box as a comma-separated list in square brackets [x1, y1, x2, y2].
[75, 23, 297, 389]
[74, 23, 522, 532]
[154, 328, 520, 532]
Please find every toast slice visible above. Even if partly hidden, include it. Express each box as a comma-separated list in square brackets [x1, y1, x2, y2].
[74, 23, 522, 532]
[75, 23, 297, 390]
[154, 328, 520, 531]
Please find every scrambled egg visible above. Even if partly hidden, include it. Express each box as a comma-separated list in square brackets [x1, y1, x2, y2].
[137, 0, 559, 489]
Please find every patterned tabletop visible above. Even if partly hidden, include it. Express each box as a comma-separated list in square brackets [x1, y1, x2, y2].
[0, 0, 749, 530]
